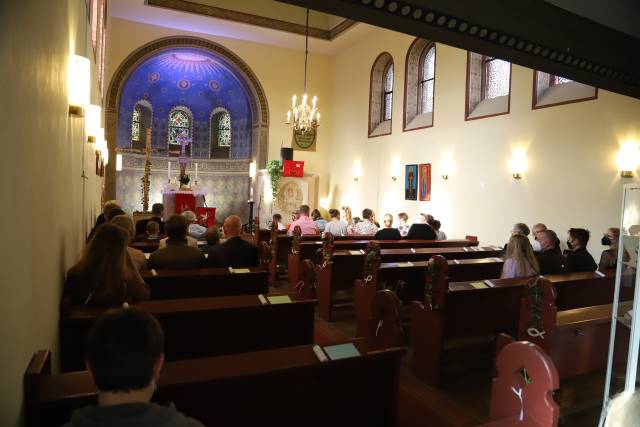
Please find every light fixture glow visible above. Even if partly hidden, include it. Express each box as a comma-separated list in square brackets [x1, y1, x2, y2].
[509, 148, 527, 179]
[320, 197, 330, 210]
[389, 157, 401, 181]
[68, 54, 90, 116]
[94, 128, 106, 154]
[102, 143, 109, 165]
[352, 161, 362, 182]
[617, 141, 639, 178]
[441, 151, 454, 180]
[116, 153, 123, 171]
[249, 161, 256, 179]
[85, 104, 101, 142]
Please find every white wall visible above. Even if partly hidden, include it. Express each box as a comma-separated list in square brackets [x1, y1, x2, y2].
[326, 29, 640, 256]
[0, 1, 103, 424]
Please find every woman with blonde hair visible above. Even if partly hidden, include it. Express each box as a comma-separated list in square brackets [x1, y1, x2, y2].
[110, 214, 147, 271]
[64, 223, 150, 306]
[501, 234, 540, 278]
[341, 206, 354, 234]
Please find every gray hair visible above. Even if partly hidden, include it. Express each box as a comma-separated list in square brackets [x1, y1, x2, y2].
[181, 210, 197, 224]
[512, 222, 530, 236]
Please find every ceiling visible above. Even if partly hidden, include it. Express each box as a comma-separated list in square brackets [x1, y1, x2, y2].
[544, 0, 640, 39]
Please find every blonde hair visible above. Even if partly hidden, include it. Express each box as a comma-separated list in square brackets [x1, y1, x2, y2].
[505, 234, 539, 276]
[605, 392, 640, 427]
[110, 214, 135, 240]
[342, 206, 353, 223]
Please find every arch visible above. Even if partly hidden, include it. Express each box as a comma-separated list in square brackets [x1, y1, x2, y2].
[403, 38, 436, 132]
[209, 107, 231, 159]
[105, 36, 270, 199]
[368, 52, 394, 138]
[131, 99, 153, 148]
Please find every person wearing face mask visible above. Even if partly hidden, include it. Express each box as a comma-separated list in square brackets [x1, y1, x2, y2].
[535, 230, 566, 274]
[531, 223, 547, 252]
[565, 228, 597, 272]
[599, 227, 629, 271]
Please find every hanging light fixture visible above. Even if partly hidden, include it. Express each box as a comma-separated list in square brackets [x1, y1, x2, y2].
[285, 9, 320, 134]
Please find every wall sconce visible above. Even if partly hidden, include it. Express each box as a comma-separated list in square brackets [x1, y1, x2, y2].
[441, 152, 454, 180]
[509, 148, 527, 179]
[102, 144, 109, 165]
[94, 128, 105, 154]
[617, 141, 639, 178]
[389, 157, 401, 181]
[67, 54, 90, 117]
[115, 154, 123, 172]
[352, 162, 362, 182]
[85, 105, 101, 143]
[249, 161, 256, 179]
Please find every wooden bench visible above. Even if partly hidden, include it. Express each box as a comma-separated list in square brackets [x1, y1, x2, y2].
[141, 267, 269, 299]
[59, 292, 316, 372]
[477, 341, 559, 427]
[25, 339, 406, 427]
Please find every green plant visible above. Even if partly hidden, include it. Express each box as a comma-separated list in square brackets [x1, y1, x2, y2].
[179, 174, 190, 186]
[266, 160, 281, 198]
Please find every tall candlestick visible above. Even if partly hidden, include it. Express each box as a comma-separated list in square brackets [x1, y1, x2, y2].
[195, 162, 198, 182]
[168, 161, 171, 181]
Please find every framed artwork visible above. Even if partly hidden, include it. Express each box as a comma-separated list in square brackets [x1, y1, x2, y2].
[419, 163, 431, 201]
[292, 128, 317, 151]
[405, 164, 418, 200]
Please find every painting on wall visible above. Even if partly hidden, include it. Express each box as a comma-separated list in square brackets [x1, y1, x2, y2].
[419, 163, 431, 201]
[405, 164, 418, 200]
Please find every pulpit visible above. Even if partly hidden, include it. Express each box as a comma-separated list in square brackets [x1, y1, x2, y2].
[162, 191, 208, 219]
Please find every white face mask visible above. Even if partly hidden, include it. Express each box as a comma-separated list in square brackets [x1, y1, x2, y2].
[532, 240, 542, 252]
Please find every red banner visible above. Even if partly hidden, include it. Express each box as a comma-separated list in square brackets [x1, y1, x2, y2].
[175, 193, 196, 215]
[196, 207, 216, 227]
[283, 160, 304, 177]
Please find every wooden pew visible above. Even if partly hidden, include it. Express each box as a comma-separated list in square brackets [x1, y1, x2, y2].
[142, 267, 269, 299]
[59, 292, 316, 372]
[477, 341, 559, 427]
[306, 239, 503, 321]
[25, 340, 406, 427]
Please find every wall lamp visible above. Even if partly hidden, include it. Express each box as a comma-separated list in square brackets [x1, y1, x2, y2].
[68, 54, 90, 117]
[509, 148, 527, 180]
[85, 105, 101, 143]
[617, 141, 639, 178]
[352, 162, 362, 182]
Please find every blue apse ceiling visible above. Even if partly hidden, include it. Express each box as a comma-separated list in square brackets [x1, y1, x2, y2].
[117, 47, 253, 150]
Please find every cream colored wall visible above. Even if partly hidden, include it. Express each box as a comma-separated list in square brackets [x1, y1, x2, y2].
[327, 29, 640, 256]
[106, 18, 334, 200]
[0, 0, 103, 424]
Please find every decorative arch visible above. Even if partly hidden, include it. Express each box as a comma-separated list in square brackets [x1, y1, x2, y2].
[105, 36, 270, 199]
[403, 38, 436, 131]
[368, 52, 394, 138]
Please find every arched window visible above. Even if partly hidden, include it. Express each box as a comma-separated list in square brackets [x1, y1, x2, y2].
[465, 52, 511, 120]
[404, 39, 436, 131]
[168, 106, 192, 155]
[210, 108, 232, 159]
[132, 106, 141, 142]
[533, 71, 597, 109]
[131, 100, 152, 150]
[368, 52, 394, 138]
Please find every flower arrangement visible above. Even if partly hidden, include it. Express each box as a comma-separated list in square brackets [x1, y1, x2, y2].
[179, 174, 191, 186]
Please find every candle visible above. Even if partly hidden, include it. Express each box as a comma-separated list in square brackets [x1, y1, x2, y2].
[292, 95, 297, 108]
[286, 110, 291, 124]
[316, 112, 320, 125]
[168, 161, 171, 181]
[195, 162, 198, 181]
[312, 96, 317, 109]
[302, 93, 307, 106]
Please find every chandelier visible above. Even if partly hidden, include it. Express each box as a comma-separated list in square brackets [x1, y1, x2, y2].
[286, 9, 320, 134]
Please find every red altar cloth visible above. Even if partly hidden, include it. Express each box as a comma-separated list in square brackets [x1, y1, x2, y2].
[175, 193, 196, 214]
[197, 207, 217, 227]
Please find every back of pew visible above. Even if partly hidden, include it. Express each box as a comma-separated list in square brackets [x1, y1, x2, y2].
[141, 267, 269, 299]
[60, 293, 315, 372]
[25, 340, 406, 427]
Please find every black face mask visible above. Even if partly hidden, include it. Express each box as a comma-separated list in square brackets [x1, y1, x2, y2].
[566, 240, 573, 250]
[601, 236, 612, 246]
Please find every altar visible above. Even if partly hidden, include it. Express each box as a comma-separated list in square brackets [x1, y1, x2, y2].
[162, 190, 207, 218]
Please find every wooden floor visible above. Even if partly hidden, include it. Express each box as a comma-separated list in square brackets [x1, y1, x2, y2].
[275, 279, 606, 427]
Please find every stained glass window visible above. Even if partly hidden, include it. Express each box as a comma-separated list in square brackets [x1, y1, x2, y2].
[217, 112, 231, 147]
[168, 109, 191, 146]
[420, 47, 435, 114]
[131, 106, 141, 142]
[553, 75, 572, 85]
[484, 57, 511, 99]
[383, 64, 393, 121]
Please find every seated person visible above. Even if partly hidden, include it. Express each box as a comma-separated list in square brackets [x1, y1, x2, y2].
[287, 205, 319, 236]
[531, 222, 547, 252]
[397, 212, 410, 237]
[535, 230, 566, 274]
[135, 202, 165, 237]
[145, 220, 160, 241]
[406, 213, 437, 240]
[604, 391, 640, 427]
[271, 213, 286, 231]
[148, 215, 205, 270]
[599, 227, 630, 271]
[324, 208, 348, 236]
[431, 219, 447, 240]
[88, 200, 121, 239]
[182, 210, 207, 241]
[110, 214, 147, 272]
[374, 213, 401, 240]
[371, 210, 381, 228]
[207, 215, 259, 268]
[503, 222, 530, 252]
[63, 307, 203, 427]
[65, 224, 150, 306]
[200, 226, 220, 252]
[106, 207, 126, 222]
[565, 227, 597, 272]
[352, 208, 379, 235]
[311, 209, 327, 232]
[501, 234, 540, 278]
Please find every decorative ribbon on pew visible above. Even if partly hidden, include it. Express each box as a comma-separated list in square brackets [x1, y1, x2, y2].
[525, 278, 544, 339]
[375, 319, 384, 337]
[526, 327, 546, 339]
[364, 275, 373, 283]
[511, 386, 525, 421]
[425, 260, 440, 311]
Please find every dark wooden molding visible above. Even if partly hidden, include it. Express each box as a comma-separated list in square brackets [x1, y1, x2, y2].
[402, 38, 435, 132]
[464, 51, 512, 121]
[531, 70, 599, 110]
[146, 0, 356, 40]
[276, 0, 640, 100]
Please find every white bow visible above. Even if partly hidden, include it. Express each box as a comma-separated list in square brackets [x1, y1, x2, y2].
[511, 386, 524, 421]
[526, 327, 546, 339]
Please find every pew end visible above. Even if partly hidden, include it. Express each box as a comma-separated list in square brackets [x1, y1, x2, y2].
[24, 350, 51, 395]
[369, 290, 403, 348]
[296, 259, 317, 300]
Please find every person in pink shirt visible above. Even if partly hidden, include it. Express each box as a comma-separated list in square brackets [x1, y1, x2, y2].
[288, 205, 320, 236]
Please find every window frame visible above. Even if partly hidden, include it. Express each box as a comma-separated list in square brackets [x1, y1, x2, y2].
[167, 106, 193, 156]
[418, 44, 436, 115]
[368, 52, 394, 138]
[464, 51, 512, 121]
[382, 63, 394, 122]
[131, 105, 141, 142]
[531, 70, 598, 110]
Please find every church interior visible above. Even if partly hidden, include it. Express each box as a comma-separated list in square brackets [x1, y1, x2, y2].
[3, 0, 640, 426]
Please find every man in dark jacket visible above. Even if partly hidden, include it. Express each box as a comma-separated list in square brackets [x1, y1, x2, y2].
[406, 213, 437, 240]
[565, 228, 597, 272]
[374, 213, 401, 240]
[148, 215, 205, 269]
[135, 203, 165, 237]
[63, 308, 203, 427]
[535, 230, 566, 274]
[207, 215, 259, 268]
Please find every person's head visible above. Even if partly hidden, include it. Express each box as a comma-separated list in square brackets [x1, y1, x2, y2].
[531, 223, 547, 240]
[433, 220, 441, 231]
[398, 212, 408, 224]
[272, 213, 282, 224]
[362, 208, 373, 220]
[165, 215, 188, 240]
[505, 233, 539, 275]
[110, 214, 135, 241]
[223, 215, 243, 238]
[538, 230, 559, 251]
[151, 203, 164, 217]
[342, 206, 352, 222]
[86, 308, 164, 397]
[511, 222, 530, 236]
[329, 209, 340, 220]
[419, 213, 433, 224]
[604, 391, 640, 427]
[353, 217, 362, 225]
[146, 220, 159, 236]
[602, 227, 621, 247]
[103, 200, 121, 216]
[568, 228, 590, 250]
[299, 205, 310, 217]
[106, 208, 126, 222]
[181, 210, 197, 225]
[205, 226, 220, 246]
[311, 209, 322, 221]
[383, 213, 393, 228]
